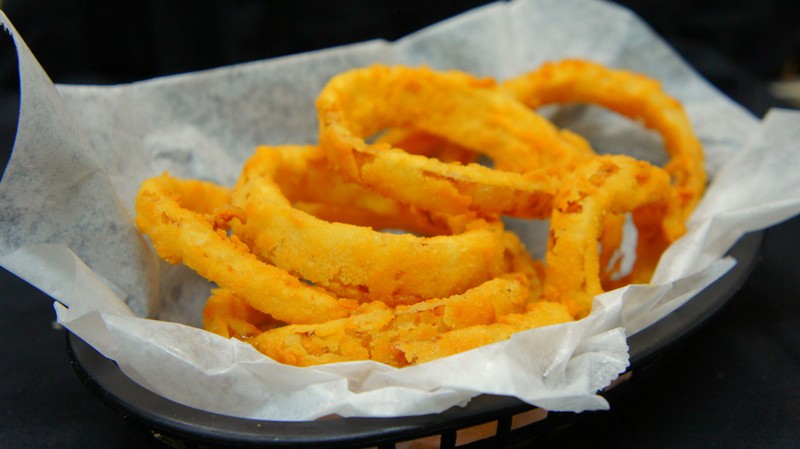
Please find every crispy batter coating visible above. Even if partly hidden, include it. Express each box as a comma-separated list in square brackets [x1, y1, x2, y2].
[134, 173, 355, 324]
[268, 144, 451, 236]
[250, 274, 532, 367]
[542, 155, 682, 318]
[375, 128, 481, 165]
[316, 65, 586, 218]
[202, 288, 284, 339]
[231, 145, 511, 305]
[502, 59, 705, 224]
[503, 59, 705, 284]
[395, 301, 574, 365]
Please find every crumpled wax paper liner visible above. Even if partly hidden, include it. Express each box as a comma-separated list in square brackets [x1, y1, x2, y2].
[2, 0, 800, 421]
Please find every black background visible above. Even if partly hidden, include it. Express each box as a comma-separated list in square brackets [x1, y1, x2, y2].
[1, 1, 799, 448]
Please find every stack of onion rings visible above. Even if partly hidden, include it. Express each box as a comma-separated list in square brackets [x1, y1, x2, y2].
[135, 59, 704, 367]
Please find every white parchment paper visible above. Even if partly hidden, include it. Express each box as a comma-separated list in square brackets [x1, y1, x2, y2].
[2, 0, 800, 421]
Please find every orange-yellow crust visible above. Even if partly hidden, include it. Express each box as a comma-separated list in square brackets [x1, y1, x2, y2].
[231, 145, 511, 305]
[502, 58, 705, 224]
[250, 274, 532, 367]
[316, 65, 589, 218]
[542, 155, 683, 318]
[134, 173, 354, 324]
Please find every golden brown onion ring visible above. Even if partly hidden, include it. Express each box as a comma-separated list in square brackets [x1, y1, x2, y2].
[395, 300, 574, 365]
[265, 144, 453, 236]
[230, 145, 511, 305]
[502, 59, 706, 224]
[316, 65, 592, 218]
[250, 274, 531, 367]
[542, 155, 683, 318]
[134, 173, 355, 324]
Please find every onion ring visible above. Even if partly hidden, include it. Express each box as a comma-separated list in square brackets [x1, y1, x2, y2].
[395, 300, 574, 365]
[262, 143, 453, 236]
[542, 154, 682, 318]
[134, 173, 355, 324]
[503, 60, 705, 284]
[250, 274, 531, 367]
[230, 145, 511, 305]
[502, 58, 705, 222]
[316, 65, 591, 218]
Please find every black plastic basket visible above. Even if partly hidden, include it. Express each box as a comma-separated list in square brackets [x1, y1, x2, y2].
[67, 232, 763, 449]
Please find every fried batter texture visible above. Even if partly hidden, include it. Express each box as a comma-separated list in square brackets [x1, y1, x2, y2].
[134, 174, 355, 324]
[134, 59, 704, 368]
[231, 145, 510, 305]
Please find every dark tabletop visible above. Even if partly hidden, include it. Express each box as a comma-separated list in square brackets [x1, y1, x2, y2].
[1, 1, 799, 448]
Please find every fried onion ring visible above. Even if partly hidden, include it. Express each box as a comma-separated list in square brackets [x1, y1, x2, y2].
[250, 274, 531, 367]
[230, 145, 511, 305]
[395, 300, 574, 365]
[316, 65, 591, 218]
[502, 59, 705, 222]
[501, 60, 705, 285]
[261, 143, 467, 237]
[134, 173, 355, 324]
[542, 154, 683, 318]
